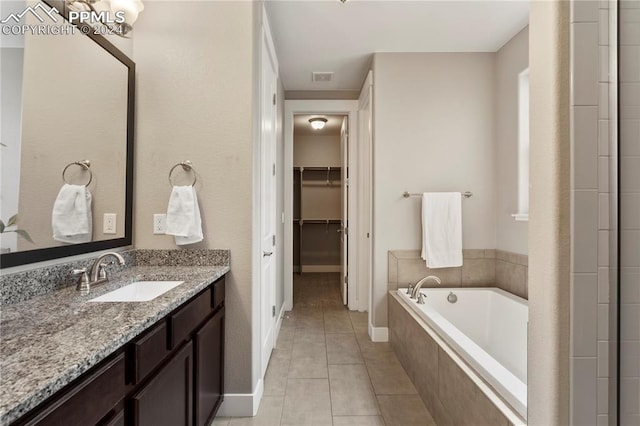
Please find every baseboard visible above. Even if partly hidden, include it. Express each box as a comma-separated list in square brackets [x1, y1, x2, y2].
[368, 324, 389, 342]
[301, 265, 341, 273]
[217, 379, 264, 417]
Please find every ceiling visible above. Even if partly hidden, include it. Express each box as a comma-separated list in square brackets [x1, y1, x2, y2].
[294, 114, 345, 135]
[265, 0, 530, 91]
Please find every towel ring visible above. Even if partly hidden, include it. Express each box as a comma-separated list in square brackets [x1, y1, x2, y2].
[62, 160, 92, 186]
[168, 160, 197, 187]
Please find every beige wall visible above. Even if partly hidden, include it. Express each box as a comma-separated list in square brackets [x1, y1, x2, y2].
[293, 134, 341, 167]
[496, 27, 529, 256]
[527, 1, 571, 424]
[132, 1, 255, 394]
[294, 133, 342, 220]
[18, 21, 127, 250]
[371, 52, 497, 327]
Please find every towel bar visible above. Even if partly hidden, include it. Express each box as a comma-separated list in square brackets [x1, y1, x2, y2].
[402, 191, 473, 199]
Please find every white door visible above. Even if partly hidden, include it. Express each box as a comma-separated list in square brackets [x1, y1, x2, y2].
[260, 30, 278, 377]
[340, 117, 349, 305]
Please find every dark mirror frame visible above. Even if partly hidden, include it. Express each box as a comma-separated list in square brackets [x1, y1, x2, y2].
[1, 0, 135, 268]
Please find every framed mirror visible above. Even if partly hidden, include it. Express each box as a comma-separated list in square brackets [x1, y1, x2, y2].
[0, 0, 134, 268]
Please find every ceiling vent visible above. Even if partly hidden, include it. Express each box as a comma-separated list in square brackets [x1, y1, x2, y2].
[312, 72, 334, 83]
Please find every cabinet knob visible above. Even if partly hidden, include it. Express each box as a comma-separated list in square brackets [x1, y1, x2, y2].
[263, 251, 273, 257]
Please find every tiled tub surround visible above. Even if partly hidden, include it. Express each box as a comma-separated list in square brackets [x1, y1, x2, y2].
[0, 250, 229, 425]
[388, 249, 529, 299]
[389, 292, 527, 426]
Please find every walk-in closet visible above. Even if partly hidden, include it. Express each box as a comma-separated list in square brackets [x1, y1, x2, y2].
[292, 115, 345, 276]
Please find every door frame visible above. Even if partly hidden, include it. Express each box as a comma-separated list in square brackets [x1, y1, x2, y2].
[284, 100, 363, 311]
[358, 71, 374, 323]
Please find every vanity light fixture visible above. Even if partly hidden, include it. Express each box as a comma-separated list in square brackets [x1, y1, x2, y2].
[309, 117, 328, 130]
[65, 0, 144, 37]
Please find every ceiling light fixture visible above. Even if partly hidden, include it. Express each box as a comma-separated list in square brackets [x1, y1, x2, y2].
[309, 118, 328, 130]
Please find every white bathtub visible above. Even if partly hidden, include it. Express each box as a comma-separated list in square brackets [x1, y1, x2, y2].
[397, 287, 528, 419]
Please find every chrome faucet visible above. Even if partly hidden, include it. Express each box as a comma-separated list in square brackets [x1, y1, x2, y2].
[410, 275, 441, 299]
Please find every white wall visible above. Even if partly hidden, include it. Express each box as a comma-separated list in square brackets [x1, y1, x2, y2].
[132, 1, 255, 395]
[496, 27, 529, 255]
[371, 52, 496, 327]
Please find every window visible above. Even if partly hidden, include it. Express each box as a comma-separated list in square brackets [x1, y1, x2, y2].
[512, 68, 529, 222]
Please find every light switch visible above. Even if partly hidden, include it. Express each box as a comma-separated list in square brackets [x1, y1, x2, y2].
[103, 213, 117, 234]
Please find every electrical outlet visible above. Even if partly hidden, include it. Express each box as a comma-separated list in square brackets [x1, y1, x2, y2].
[103, 213, 116, 234]
[153, 214, 166, 234]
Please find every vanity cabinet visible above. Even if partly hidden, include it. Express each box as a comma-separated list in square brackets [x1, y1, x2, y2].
[12, 276, 225, 426]
[131, 342, 193, 426]
[21, 353, 126, 426]
[194, 307, 224, 426]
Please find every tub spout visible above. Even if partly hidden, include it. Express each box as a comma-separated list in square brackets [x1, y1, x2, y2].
[410, 275, 441, 299]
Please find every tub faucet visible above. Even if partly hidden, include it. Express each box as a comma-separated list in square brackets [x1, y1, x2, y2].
[410, 275, 441, 299]
[89, 252, 126, 285]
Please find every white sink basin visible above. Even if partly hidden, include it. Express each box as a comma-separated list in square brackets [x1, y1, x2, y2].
[88, 281, 185, 302]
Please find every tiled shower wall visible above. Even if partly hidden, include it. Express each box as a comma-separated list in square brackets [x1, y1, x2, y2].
[618, 2, 640, 423]
[570, 1, 612, 424]
[388, 249, 528, 299]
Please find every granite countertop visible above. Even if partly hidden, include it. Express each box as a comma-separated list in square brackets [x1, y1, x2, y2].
[0, 264, 229, 425]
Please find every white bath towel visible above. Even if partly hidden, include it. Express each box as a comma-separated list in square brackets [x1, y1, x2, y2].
[52, 184, 93, 244]
[165, 185, 203, 245]
[421, 192, 463, 268]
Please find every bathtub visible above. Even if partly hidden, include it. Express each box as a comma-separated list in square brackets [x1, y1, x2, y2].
[396, 287, 528, 420]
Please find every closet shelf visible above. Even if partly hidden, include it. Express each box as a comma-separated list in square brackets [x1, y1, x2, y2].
[295, 219, 341, 225]
[294, 166, 341, 171]
[293, 164, 342, 272]
[302, 182, 340, 187]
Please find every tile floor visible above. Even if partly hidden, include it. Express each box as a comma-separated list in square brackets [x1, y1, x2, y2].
[213, 273, 436, 426]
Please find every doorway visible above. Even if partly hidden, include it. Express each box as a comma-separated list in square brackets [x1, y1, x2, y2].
[283, 100, 363, 313]
[292, 114, 347, 307]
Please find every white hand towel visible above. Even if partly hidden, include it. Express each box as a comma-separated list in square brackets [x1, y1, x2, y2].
[165, 186, 203, 245]
[52, 184, 93, 244]
[421, 192, 463, 268]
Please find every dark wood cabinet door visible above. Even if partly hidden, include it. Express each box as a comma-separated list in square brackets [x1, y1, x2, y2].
[20, 353, 125, 426]
[194, 307, 224, 426]
[100, 405, 125, 426]
[131, 341, 193, 426]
